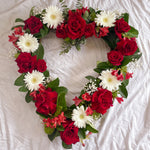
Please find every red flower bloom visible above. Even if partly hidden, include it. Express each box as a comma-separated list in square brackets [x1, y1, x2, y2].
[125, 72, 133, 80]
[24, 16, 43, 34]
[115, 18, 131, 39]
[116, 38, 138, 56]
[8, 33, 18, 43]
[82, 93, 92, 101]
[35, 88, 58, 115]
[60, 120, 79, 145]
[76, 7, 89, 15]
[15, 52, 37, 73]
[107, 50, 124, 66]
[56, 24, 68, 39]
[73, 96, 82, 106]
[84, 23, 95, 38]
[14, 27, 24, 35]
[116, 97, 124, 104]
[91, 88, 113, 114]
[85, 107, 93, 116]
[67, 11, 86, 40]
[36, 59, 47, 72]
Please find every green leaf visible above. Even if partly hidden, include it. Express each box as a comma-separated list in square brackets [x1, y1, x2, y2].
[125, 26, 139, 38]
[44, 126, 55, 135]
[47, 78, 59, 89]
[64, 37, 71, 43]
[78, 128, 86, 139]
[93, 111, 101, 120]
[86, 124, 98, 133]
[121, 13, 129, 23]
[15, 18, 24, 23]
[64, 109, 72, 118]
[53, 86, 68, 95]
[14, 74, 25, 86]
[33, 43, 44, 60]
[122, 79, 129, 87]
[36, 111, 49, 118]
[11, 25, 24, 30]
[43, 70, 49, 77]
[29, 6, 35, 17]
[40, 25, 49, 37]
[82, 10, 89, 21]
[57, 93, 67, 111]
[119, 84, 128, 98]
[62, 141, 72, 149]
[54, 106, 63, 117]
[57, 125, 64, 131]
[19, 86, 28, 92]
[48, 129, 60, 141]
[25, 91, 33, 103]
[85, 76, 95, 81]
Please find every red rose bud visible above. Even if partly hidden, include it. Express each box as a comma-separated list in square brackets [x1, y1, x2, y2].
[85, 23, 95, 38]
[107, 50, 124, 66]
[116, 38, 138, 56]
[91, 88, 113, 114]
[60, 120, 79, 145]
[56, 24, 68, 39]
[24, 16, 43, 34]
[36, 59, 47, 72]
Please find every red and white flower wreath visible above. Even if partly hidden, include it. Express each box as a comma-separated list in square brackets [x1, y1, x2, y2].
[8, 0, 142, 149]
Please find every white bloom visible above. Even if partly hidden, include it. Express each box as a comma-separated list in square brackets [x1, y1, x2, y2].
[42, 6, 64, 29]
[98, 70, 121, 91]
[24, 70, 45, 91]
[17, 33, 39, 53]
[72, 106, 93, 128]
[95, 11, 116, 27]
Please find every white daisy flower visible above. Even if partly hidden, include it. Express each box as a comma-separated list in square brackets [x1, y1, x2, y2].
[17, 33, 39, 53]
[98, 70, 121, 91]
[24, 70, 45, 91]
[95, 11, 116, 27]
[42, 6, 64, 29]
[72, 106, 93, 128]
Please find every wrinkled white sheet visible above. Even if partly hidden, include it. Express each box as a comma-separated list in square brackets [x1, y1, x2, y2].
[0, 0, 150, 150]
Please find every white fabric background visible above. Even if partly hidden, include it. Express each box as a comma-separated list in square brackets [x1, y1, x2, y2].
[0, 0, 150, 150]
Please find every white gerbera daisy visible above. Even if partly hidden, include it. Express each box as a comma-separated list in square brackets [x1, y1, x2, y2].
[98, 70, 121, 91]
[95, 11, 116, 27]
[17, 33, 39, 53]
[72, 106, 93, 128]
[24, 70, 45, 91]
[42, 6, 64, 29]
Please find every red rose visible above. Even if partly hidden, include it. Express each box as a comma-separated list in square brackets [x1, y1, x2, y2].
[24, 16, 43, 34]
[116, 38, 138, 56]
[36, 59, 47, 72]
[56, 24, 68, 39]
[107, 50, 123, 66]
[91, 88, 113, 114]
[85, 23, 95, 38]
[60, 120, 79, 145]
[76, 7, 89, 15]
[35, 88, 58, 115]
[15, 52, 37, 73]
[67, 11, 86, 40]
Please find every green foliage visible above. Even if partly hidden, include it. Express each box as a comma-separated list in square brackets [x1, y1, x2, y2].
[85, 76, 96, 81]
[14, 74, 25, 86]
[44, 125, 55, 135]
[54, 106, 63, 117]
[93, 111, 101, 120]
[15, 18, 24, 23]
[40, 24, 49, 38]
[57, 125, 65, 131]
[86, 124, 98, 133]
[121, 13, 129, 23]
[89, 7, 96, 21]
[25, 91, 33, 103]
[119, 84, 128, 98]
[62, 141, 72, 149]
[19, 85, 28, 92]
[29, 6, 35, 17]
[78, 128, 86, 139]
[47, 78, 59, 89]
[123, 26, 139, 38]
[57, 93, 67, 111]
[33, 43, 44, 60]
[43, 70, 49, 77]
[48, 129, 60, 141]
[122, 79, 129, 87]
[64, 109, 72, 118]
[53, 86, 68, 95]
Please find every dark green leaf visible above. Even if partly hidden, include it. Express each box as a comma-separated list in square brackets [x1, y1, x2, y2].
[122, 79, 129, 87]
[64, 109, 72, 118]
[33, 43, 44, 60]
[36, 111, 49, 118]
[14, 74, 25, 86]
[44, 126, 55, 135]
[48, 129, 60, 141]
[25, 91, 33, 103]
[94, 68, 101, 73]
[125, 26, 139, 38]
[29, 6, 35, 17]
[57, 125, 64, 131]
[119, 84, 128, 98]
[54, 106, 62, 117]
[15, 18, 24, 23]
[85, 76, 95, 81]
[52, 86, 68, 95]
[78, 128, 86, 139]
[121, 13, 129, 23]
[64, 37, 71, 43]
[86, 124, 98, 133]
[62, 141, 72, 149]
[19, 86, 28, 92]
[47, 78, 59, 89]
[43, 70, 49, 77]
[97, 62, 111, 69]
[40, 25, 49, 37]
[57, 93, 67, 111]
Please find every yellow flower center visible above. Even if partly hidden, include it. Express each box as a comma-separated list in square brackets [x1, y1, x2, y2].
[103, 18, 108, 23]
[50, 14, 56, 20]
[80, 114, 85, 119]
[107, 78, 112, 82]
[31, 78, 37, 84]
[25, 41, 31, 47]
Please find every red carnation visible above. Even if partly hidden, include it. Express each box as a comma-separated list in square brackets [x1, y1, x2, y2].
[15, 52, 37, 73]
[85, 23, 95, 38]
[24, 16, 43, 34]
[56, 24, 68, 39]
[67, 11, 86, 40]
[91, 88, 113, 114]
[82, 93, 91, 101]
[116, 38, 138, 56]
[36, 59, 47, 72]
[107, 50, 123, 66]
[115, 18, 131, 39]
[14, 27, 24, 35]
[60, 120, 79, 145]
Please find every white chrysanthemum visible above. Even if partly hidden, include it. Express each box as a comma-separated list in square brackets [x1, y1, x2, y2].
[72, 106, 93, 128]
[42, 6, 64, 29]
[24, 70, 45, 91]
[95, 11, 116, 27]
[98, 70, 121, 91]
[17, 33, 39, 53]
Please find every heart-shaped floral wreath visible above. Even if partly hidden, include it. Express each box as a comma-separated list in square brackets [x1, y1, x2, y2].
[8, 0, 142, 149]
